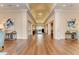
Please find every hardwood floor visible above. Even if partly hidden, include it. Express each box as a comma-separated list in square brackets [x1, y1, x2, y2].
[2, 35, 79, 55]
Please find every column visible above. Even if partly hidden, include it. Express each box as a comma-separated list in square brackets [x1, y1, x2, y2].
[48, 23, 51, 35]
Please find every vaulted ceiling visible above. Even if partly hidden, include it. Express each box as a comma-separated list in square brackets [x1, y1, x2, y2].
[28, 3, 54, 24]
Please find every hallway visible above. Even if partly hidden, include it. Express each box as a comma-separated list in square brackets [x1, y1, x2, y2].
[3, 34, 79, 55]
[0, 3, 79, 55]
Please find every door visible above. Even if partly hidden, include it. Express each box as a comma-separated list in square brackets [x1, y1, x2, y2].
[51, 22, 53, 38]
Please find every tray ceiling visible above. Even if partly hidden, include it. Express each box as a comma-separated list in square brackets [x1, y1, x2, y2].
[28, 3, 54, 23]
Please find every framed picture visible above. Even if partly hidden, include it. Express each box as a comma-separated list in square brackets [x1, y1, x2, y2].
[67, 19, 76, 28]
[5, 18, 14, 29]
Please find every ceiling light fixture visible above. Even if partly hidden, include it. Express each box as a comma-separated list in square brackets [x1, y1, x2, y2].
[38, 12, 43, 16]
[0, 4, 4, 7]
[16, 4, 19, 7]
[62, 4, 67, 7]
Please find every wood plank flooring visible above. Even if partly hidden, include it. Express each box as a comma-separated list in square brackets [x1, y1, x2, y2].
[2, 35, 79, 55]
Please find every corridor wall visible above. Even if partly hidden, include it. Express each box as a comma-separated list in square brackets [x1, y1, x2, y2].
[54, 9, 79, 40]
[0, 9, 28, 39]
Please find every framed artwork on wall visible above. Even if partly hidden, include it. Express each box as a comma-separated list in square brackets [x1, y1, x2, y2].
[5, 18, 14, 29]
[67, 19, 76, 28]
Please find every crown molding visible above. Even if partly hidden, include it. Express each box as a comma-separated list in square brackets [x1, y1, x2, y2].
[44, 4, 56, 24]
[26, 4, 36, 24]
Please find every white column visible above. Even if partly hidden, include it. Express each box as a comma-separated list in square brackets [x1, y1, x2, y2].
[21, 9, 28, 39]
[48, 23, 51, 35]
[44, 25, 48, 34]
[54, 9, 66, 40]
[31, 24, 32, 35]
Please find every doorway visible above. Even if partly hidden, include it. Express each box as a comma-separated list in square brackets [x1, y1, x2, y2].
[51, 22, 53, 38]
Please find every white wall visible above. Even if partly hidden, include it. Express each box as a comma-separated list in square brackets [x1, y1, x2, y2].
[45, 12, 55, 36]
[27, 12, 34, 36]
[0, 9, 28, 39]
[54, 9, 79, 40]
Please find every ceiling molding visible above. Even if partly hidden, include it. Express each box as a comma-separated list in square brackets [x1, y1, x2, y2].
[26, 3, 36, 24]
[44, 4, 56, 24]
[27, 4, 56, 24]
[0, 9, 27, 13]
[44, 10, 54, 25]
[27, 8, 36, 24]
[55, 9, 79, 13]
[28, 3, 54, 24]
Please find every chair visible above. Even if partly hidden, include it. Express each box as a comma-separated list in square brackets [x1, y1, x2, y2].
[0, 31, 5, 49]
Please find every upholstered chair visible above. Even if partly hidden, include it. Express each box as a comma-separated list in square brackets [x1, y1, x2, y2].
[0, 31, 5, 50]
[0, 23, 5, 51]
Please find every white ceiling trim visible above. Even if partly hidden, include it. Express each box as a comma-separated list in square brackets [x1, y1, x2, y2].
[26, 4, 36, 24]
[44, 4, 56, 24]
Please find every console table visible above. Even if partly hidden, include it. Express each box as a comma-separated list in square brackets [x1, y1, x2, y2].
[5, 31, 17, 40]
[65, 31, 77, 40]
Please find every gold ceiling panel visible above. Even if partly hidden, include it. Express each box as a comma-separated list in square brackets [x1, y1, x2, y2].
[28, 3, 53, 23]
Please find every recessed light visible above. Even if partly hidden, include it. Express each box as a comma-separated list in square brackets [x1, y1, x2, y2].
[62, 4, 67, 7]
[0, 4, 4, 7]
[38, 12, 43, 16]
[16, 4, 19, 7]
